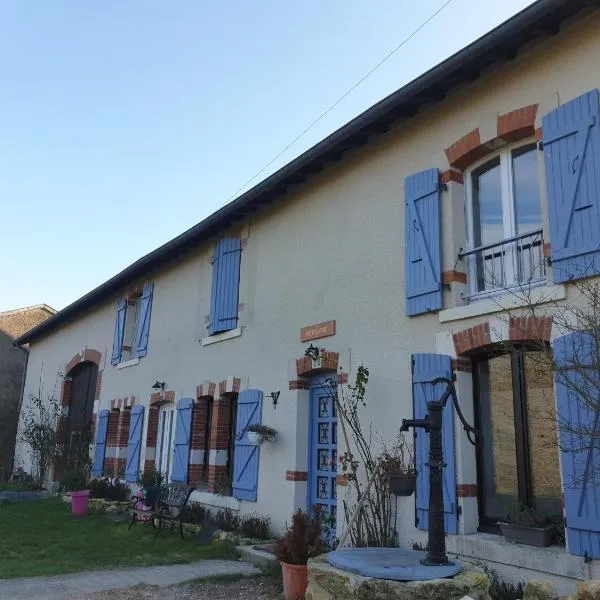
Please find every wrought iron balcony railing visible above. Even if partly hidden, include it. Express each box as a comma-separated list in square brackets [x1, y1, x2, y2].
[459, 228, 545, 297]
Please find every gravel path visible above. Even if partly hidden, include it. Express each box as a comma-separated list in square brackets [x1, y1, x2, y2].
[0, 561, 262, 600]
[64, 577, 283, 599]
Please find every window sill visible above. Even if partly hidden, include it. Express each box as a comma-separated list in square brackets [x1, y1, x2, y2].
[439, 284, 566, 323]
[200, 327, 242, 346]
[116, 357, 140, 370]
[189, 490, 241, 511]
[446, 532, 596, 580]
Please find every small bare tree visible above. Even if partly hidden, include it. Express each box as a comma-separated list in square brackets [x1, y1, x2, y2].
[21, 376, 64, 487]
[322, 366, 411, 548]
[491, 271, 600, 482]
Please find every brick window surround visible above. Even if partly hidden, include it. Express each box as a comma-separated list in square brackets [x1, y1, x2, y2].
[444, 104, 539, 171]
[452, 316, 552, 356]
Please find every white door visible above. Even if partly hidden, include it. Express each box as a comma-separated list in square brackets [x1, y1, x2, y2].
[155, 407, 175, 481]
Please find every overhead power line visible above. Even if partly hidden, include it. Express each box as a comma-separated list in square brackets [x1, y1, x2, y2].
[226, 0, 455, 203]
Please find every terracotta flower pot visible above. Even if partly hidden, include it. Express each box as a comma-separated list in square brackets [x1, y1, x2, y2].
[281, 561, 308, 600]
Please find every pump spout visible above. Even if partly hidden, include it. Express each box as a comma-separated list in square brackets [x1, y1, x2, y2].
[400, 418, 429, 432]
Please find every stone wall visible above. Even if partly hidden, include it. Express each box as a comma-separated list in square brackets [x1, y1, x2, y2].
[306, 555, 491, 600]
[0, 305, 54, 477]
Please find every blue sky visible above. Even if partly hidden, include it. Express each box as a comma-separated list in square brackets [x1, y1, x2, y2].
[0, 0, 535, 312]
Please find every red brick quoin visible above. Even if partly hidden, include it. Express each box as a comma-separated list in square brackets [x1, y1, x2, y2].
[453, 323, 492, 356]
[509, 316, 552, 343]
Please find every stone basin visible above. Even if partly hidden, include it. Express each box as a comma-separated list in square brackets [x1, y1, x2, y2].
[307, 553, 491, 600]
[327, 548, 463, 581]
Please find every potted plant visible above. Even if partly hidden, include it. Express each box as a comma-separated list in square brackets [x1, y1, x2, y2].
[59, 468, 90, 516]
[138, 467, 164, 506]
[379, 433, 416, 496]
[247, 424, 278, 445]
[275, 507, 326, 600]
[498, 503, 554, 547]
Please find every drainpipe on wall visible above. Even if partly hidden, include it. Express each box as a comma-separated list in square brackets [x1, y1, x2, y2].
[10, 342, 29, 476]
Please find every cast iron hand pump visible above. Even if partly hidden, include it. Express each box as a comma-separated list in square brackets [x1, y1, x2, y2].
[401, 376, 479, 567]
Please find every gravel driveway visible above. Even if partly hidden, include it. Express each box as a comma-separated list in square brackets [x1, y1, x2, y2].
[65, 577, 283, 600]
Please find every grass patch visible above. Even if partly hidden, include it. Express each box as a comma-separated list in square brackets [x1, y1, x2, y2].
[0, 497, 236, 579]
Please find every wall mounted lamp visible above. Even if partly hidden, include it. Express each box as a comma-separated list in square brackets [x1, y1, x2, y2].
[151, 380, 166, 390]
[264, 391, 281, 409]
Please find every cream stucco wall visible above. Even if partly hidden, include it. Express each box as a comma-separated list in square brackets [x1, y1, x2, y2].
[15, 9, 600, 569]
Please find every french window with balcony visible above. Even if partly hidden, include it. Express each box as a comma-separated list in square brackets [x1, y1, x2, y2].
[464, 142, 545, 296]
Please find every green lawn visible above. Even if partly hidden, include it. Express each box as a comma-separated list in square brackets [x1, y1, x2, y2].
[0, 497, 236, 579]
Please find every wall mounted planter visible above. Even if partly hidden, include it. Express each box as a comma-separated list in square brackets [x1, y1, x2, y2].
[388, 474, 416, 496]
[498, 522, 553, 547]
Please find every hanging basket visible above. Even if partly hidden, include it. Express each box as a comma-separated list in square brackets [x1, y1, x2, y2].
[247, 431, 263, 445]
[388, 474, 416, 496]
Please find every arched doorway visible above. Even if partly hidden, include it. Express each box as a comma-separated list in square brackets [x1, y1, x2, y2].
[65, 361, 98, 469]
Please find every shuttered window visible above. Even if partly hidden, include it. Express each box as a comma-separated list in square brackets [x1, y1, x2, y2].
[405, 169, 442, 316]
[232, 389, 262, 501]
[555, 331, 600, 558]
[208, 238, 242, 335]
[412, 353, 458, 534]
[542, 89, 600, 283]
[111, 283, 154, 365]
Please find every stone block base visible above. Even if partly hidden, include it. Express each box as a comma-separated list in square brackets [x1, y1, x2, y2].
[306, 554, 491, 600]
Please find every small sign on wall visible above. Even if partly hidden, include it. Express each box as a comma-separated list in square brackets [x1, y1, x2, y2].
[300, 320, 336, 342]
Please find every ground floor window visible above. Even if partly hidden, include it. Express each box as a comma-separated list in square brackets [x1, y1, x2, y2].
[156, 406, 175, 481]
[474, 347, 562, 529]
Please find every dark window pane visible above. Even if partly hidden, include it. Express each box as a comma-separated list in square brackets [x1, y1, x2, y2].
[472, 157, 503, 247]
[472, 157, 504, 291]
[512, 144, 542, 235]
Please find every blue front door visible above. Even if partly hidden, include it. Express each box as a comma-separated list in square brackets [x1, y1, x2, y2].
[309, 383, 338, 540]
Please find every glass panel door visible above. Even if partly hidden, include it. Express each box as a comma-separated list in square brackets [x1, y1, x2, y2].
[476, 354, 519, 524]
[523, 352, 562, 514]
[156, 407, 175, 481]
[309, 385, 337, 544]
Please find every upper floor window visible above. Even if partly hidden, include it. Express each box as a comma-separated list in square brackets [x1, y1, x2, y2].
[111, 282, 154, 365]
[207, 238, 242, 335]
[465, 142, 545, 296]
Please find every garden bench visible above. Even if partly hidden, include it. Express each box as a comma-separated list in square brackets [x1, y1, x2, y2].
[129, 482, 193, 540]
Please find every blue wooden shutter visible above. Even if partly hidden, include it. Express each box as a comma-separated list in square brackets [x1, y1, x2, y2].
[554, 331, 600, 558]
[412, 353, 458, 534]
[92, 410, 110, 477]
[125, 405, 145, 482]
[542, 89, 600, 283]
[171, 398, 193, 482]
[233, 389, 262, 501]
[208, 238, 242, 335]
[111, 298, 127, 365]
[134, 282, 154, 357]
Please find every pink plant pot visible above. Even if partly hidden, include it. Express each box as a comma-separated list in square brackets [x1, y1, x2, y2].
[70, 490, 90, 516]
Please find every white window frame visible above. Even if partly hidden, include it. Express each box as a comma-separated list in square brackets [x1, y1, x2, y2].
[464, 139, 544, 298]
[121, 296, 142, 362]
[155, 406, 175, 482]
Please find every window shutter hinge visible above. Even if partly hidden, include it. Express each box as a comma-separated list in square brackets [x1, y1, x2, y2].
[538, 140, 544, 151]
[439, 183, 448, 192]
[457, 504, 462, 520]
